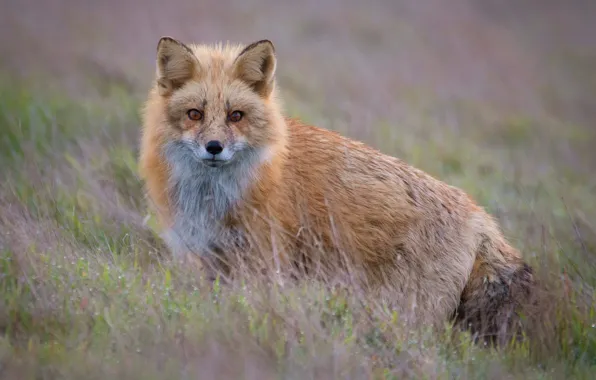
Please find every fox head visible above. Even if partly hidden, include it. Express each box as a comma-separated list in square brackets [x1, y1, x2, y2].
[149, 37, 286, 168]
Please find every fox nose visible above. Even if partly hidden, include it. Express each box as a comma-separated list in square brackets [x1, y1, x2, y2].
[205, 140, 224, 155]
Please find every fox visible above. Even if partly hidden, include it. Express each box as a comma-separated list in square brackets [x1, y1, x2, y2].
[138, 36, 534, 343]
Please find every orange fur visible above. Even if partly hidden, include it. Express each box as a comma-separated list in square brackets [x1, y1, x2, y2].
[138, 37, 534, 342]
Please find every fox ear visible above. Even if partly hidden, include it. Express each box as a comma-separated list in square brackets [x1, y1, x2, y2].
[233, 40, 276, 97]
[156, 37, 198, 96]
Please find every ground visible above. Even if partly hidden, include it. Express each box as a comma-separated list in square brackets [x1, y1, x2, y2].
[0, 0, 595, 378]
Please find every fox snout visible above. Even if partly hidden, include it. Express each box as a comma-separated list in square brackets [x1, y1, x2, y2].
[205, 140, 224, 155]
[191, 139, 235, 164]
[180, 127, 240, 165]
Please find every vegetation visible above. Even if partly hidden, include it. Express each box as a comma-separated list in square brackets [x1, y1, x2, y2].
[1, 1, 595, 378]
[0, 72, 594, 378]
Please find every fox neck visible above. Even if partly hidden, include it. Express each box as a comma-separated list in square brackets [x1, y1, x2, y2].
[161, 137, 284, 257]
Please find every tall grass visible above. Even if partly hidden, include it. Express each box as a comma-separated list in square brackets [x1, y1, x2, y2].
[0, 74, 594, 379]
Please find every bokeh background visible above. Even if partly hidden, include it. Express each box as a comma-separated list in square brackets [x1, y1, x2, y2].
[1, 0, 595, 378]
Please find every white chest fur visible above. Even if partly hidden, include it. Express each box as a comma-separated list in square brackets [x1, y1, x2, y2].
[161, 140, 265, 258]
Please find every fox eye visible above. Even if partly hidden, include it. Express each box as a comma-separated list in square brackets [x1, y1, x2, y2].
[187, 109, 203, 121]
[228, 110, 243, 123]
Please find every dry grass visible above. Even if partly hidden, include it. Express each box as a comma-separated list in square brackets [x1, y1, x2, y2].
[1, 0, 595, 378]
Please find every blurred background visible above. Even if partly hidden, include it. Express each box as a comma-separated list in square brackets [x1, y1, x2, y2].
[3, 0, 596, 164]
[1, 0, 595, 377]
[3, 0, 596, 121]
[5, 0, 593, 255]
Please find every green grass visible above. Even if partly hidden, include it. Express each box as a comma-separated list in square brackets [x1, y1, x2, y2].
[0, 77, 595, 379]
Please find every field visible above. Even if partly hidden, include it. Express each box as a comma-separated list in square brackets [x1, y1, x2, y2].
[1, 0, 595, 378]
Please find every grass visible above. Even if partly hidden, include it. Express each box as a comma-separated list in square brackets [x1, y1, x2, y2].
[0, 64, 595, 380]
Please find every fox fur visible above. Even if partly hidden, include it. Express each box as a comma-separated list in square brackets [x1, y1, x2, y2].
[138, 37, 534, 343]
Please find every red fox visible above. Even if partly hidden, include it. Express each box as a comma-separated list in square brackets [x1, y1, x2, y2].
[138, 37, 534, 343]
